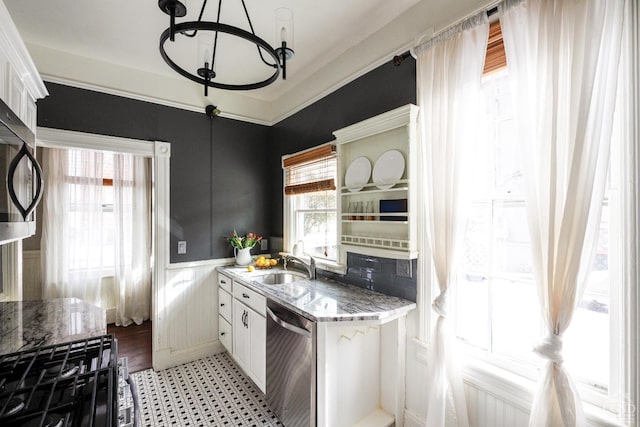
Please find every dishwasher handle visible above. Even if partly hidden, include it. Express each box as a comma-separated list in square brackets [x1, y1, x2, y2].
[266, 306, 311, 338]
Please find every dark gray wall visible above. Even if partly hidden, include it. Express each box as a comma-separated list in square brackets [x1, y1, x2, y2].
[35, 82, 271, 263]
[269, 57, 417, 235]
[32, 57, 415, 266]
[269, 57, 418, 301]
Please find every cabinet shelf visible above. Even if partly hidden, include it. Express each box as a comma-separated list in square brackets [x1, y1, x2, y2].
[340, 180, 408, 195]
[335, 104, 419, 261]
[341, 212, 408, 224]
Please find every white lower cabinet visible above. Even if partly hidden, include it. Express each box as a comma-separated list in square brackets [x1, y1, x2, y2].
[218, 272, 266, 393]
[232, 298, 266, 392]
[218, 283, 233, 353]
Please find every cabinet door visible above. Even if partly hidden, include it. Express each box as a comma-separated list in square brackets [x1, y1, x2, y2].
[232, 299, 251, 371]
[248, 308, 266, 389]
[8, 65, 24, 120]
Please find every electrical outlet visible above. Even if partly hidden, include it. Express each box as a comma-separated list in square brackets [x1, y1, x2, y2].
[260, 238, 268, 251]
[177, 241, 187, 254]
[396, 259, 412, 278]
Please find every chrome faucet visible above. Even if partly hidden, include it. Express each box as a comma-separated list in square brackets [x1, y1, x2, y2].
[283, 254, 316, 280]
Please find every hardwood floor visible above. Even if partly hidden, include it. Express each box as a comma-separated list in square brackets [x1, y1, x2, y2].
[107, 321, 152, 373]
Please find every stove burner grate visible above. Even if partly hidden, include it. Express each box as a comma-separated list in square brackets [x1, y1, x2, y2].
[0, 335, 118, 427]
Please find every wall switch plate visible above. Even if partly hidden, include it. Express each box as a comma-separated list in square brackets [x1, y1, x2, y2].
[177, 241, 187, 254]
[260, 239, 268, 251]
[396, 259, 412, 278]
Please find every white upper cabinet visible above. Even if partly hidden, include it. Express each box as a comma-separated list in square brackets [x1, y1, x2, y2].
[0, 2, 48, 130]
[334, 104, 419, 261]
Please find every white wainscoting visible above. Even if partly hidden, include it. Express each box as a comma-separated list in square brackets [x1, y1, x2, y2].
[464, 382, 530, 427]
[404, 381, 530, 427]
[26, 249, 230, 371]
[403, 336, 622, 427]
[153, 259, 231, 371]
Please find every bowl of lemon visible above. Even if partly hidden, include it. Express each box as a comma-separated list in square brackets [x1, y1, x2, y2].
[254, 256, 278, 269]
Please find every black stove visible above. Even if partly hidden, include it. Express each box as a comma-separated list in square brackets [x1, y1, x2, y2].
[0, 335, 127, 427]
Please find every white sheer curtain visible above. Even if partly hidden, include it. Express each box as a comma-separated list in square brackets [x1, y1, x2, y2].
[500, 0, 625, 425]
[41, 148, 106, 306]
[113, 154, 152, 326]
[414, 13, 489, 427]
[41, 148, 152, 327]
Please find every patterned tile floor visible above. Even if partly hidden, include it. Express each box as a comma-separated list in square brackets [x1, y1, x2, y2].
[131, 352, 283, 426]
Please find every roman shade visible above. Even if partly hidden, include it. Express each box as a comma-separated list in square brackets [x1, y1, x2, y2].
[283, 144, 336, 195]
[483, 21, 507, 75]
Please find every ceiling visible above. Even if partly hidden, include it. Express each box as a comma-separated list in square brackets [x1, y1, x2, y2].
[4, 0, 489, 124]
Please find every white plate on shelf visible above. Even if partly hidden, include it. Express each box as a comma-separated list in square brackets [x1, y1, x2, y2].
[372, 149, 405, 190]
[344, 156, 371, 192]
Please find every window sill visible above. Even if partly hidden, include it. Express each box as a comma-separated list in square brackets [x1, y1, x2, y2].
[315, 259, 347, 275]
[278, 252, 347, 276]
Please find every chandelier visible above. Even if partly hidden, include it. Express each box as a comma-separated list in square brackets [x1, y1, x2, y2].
[158, 0, 294, 94]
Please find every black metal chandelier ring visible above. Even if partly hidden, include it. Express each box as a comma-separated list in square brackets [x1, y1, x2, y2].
[159, 21, 281, 91]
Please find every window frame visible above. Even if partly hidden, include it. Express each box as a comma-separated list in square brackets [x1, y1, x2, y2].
[454, 68, 616, 400]
[64, 149, 118, 276]
[416, 11, 639, 424]
[282, 143, 343, 272]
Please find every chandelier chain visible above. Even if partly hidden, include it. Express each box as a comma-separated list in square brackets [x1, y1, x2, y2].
[211, 0, 222, 70]
[240, 0, 278, 68]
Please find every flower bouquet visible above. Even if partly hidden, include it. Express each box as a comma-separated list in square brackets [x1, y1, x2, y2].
[226, 230, 262, 249]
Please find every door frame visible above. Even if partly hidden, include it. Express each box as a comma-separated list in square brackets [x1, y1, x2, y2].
[36, 127, 171, 369]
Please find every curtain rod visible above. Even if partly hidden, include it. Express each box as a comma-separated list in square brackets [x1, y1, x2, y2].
[392, 5, 499, 66]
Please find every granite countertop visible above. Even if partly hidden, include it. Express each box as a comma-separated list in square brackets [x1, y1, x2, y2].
[0, 298, 107, 356]
[218, 266, 416, 323]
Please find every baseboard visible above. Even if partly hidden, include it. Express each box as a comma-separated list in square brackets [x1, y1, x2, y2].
[153, 339, 225, 371]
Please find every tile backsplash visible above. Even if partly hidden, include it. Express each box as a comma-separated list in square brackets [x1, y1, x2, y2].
[319, 252, 417, 302]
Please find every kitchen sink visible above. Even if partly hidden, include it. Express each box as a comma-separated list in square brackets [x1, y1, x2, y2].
[258, 272, 307, 285]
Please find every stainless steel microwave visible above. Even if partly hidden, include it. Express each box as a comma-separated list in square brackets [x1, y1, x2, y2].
[0, 97, 43, 245]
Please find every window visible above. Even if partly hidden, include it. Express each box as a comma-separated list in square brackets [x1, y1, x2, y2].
[283, 144, 337, 262]
[454, 69, 615, 399]
[66, 150, 116, 273]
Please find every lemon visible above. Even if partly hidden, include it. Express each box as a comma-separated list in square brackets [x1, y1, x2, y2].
[269, 258, 278, 266]
[247, 265, 255, 272]
[257, 255, 266, 262]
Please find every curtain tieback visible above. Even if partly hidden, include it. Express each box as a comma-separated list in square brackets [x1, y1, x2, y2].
[432, 291, 448, 318]
[533, 333, 564, 365]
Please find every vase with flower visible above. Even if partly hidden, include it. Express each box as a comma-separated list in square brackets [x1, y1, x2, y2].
[226, 230, 262, 266]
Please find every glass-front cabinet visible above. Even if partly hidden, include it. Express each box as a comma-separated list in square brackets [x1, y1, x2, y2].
[333, 104, 419, 262]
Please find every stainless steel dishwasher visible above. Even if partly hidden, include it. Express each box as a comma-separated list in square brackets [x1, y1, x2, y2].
[266, 299, 316, 427]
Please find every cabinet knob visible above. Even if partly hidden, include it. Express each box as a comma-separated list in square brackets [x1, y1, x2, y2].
[220, 303, 225, 307]
[242, 293, 250, 299]
[221, 332, 226, 336]
[221, 280, 227, 284]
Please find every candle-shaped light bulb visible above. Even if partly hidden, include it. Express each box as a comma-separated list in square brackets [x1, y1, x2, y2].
[203, 48, 211, 67]
[280, 27, 287, 43]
